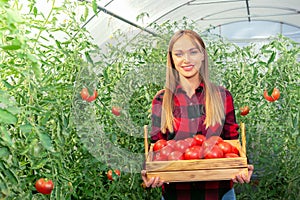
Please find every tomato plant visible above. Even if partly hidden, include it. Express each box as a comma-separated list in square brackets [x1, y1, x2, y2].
[107, 169, 121, 181]
[35, 178, 54, 195]
[240, 106, 250, 116]
[153, 139, 167, 151]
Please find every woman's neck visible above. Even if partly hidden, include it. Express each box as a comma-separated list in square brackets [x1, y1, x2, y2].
[179, 75, 201, 97]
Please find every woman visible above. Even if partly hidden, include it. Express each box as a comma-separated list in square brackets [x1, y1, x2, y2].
[141, 30, 253, 200]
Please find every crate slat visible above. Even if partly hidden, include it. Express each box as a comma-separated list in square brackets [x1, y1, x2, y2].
[147, 168, 248, 182]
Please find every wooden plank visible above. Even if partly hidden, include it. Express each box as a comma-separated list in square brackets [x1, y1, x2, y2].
[146, 168, 248, 182]
[146, 157, 247, 172]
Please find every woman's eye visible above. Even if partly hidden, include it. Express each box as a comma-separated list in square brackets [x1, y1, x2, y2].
[191, 51, 199, 55]
[175, 53, 183, 57]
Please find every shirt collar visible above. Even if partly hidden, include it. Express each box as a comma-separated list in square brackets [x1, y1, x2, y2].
[175, 82, 204, 93]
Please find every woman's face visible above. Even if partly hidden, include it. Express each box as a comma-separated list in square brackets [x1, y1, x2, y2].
[171, 35, 204, 81]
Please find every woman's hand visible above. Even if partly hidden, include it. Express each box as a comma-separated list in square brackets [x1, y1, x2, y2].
[141, 170, 164, 188]
[232, 164, 254, 184]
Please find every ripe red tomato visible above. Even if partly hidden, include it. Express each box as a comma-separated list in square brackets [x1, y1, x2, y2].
[263, 89, 275, 102]
[112, 106, 121, 116]
[224, 153, 240, 158]
[168, 151, 184, 161]
[231, 145, 240, 155]
[184, 137, 198, 147]
[173, 140, 189, 153]
[218, 141, 233, 154]
[80, 88, 98, 102]
[80, 88, 89, 100]
[203, 136, 223, 149]
[160, 145, 173, 158]
[107, 169, 121, 181]
[272, 88, 280, 100]
[240, 106, 250, 116]
[35, 178, 54, 195]
[153, 151, 168, 161]
[203, 145, 224, 159]
[153, 139, 167, 152]
[184, 146, 203, 160]
[86, 90, 98, 102]
[193, 134, 206, 146]
[166, 140, 176, 147]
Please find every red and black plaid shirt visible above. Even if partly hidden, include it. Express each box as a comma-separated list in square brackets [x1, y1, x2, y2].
[150, 82, 239, 200]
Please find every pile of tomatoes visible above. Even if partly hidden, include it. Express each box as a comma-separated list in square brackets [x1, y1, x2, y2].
[152, 135, 240, 161]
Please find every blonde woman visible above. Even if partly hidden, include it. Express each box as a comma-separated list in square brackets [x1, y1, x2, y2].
[141, 30, 253, 200]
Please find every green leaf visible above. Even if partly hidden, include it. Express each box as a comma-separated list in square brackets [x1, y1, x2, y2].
[33, 6, 38, 17]
[0, 127, 13, 146]
[268, 52, 276, 64]
[84, 5, 89, 21]
[1, 44, 21, 50]
[6, 9, 23, 23]
[1, 80, 13, 89]
[38, 132, 54, 152]
[85, 51, 94, 65]
[4, 169, 18, 185]
[0, 0, 9, 5]
[92, 0, 98, 14]
[0, 108, 17, 124]
[0, 147, 10, 157]
[31, 158, 48, 169]
[31, 62, 42, 79]
[20, 124, 33, 133]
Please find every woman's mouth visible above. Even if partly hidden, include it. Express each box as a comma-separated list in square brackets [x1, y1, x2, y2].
[182, 65, 194, 71]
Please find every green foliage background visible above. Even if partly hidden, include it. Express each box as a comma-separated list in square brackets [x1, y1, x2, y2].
[0, 0, 299, 199]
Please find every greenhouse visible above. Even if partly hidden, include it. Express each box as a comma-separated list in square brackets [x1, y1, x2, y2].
[0, 0, 299, 199]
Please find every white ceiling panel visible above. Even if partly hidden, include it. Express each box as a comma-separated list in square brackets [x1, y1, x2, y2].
[84, 0, 300, 46]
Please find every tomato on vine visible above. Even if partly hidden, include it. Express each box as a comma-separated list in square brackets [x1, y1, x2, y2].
[264, 87, 280, 102]
[112, 106, 121, 116]
[240, 106, 250, 116]
[35, 178, 54, 195]
[80, 88, 98, 102]
[107, 169, 121, 181]
[271, 88, 280, 100]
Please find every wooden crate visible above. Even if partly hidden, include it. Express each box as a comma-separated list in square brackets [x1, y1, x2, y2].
[144, 123, 248, 182]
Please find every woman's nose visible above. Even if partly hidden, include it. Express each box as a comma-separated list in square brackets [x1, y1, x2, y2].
[183, 53, 190, 62]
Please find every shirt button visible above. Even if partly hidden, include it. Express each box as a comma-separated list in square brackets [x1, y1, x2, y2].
[189, 102, 193, 105]
[191, 118, 195, 121]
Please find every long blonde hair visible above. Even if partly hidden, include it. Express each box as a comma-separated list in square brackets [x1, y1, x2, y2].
[161, 30, 225, 133]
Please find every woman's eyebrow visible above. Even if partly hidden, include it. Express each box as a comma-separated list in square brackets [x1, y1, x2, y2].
[172, 47, 198, 52]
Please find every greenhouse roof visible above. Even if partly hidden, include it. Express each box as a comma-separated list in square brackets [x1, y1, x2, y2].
[83, 0, 300, 46]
